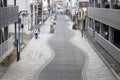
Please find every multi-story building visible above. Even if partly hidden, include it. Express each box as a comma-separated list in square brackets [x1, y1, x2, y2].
[78, 0, 89, 8]
[0, 0, 18, 62]
[8, 0, 38, 33]
[37, 0, 50, 23]
[0, 0, 18, 43]
[68, 0, 88, 21]
[87, 0, 120, 64]
[38, 0, 42, 23]
[0, 0, 38, 62]
[43, 0, 49, 20]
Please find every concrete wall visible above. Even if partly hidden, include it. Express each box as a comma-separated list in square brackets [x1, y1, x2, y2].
[87, 2, 120, 65]
[8, 24, 15, 34]
[87, 27, 94, 37]
[95, 32, 120, 63]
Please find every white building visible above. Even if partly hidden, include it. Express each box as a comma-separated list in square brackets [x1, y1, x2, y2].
[43, 0, 49, 19]
[7, 0, 38, 34]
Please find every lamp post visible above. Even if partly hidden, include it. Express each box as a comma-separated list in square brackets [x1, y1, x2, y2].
[17, 11, 28, 61]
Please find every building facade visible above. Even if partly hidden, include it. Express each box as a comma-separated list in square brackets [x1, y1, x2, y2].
[0, 0, 18, 62]
[38, 0, 42, 23]
[69, 0, 88, 21]
[0, 0, 18, 43]
[8, 0, 38, 34]
[0, 0, 38, 63]
[87, 0, 120, 63]
[37, 0, 50, 23]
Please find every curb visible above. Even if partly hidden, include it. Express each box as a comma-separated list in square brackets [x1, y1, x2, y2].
[70, 39, 89, 80]
[33, 34, 55, 80]
[66, 16, 89, 80]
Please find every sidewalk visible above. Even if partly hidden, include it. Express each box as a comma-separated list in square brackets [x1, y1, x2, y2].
[65, 15, 116, 80]
[85, 32, 120, 80]
[0, 17, 54, 80]
[71, 31, 116, 80]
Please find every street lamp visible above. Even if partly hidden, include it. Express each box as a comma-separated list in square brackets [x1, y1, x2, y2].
[17, 11, 28, 61]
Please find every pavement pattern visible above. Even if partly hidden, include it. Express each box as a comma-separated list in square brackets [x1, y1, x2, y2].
[65, 16, 117, 80]
[0, 17, 53, 80]
[38, 15, 117, 80]
[38, 15, 86, 80]
[0, 14, 117, 80]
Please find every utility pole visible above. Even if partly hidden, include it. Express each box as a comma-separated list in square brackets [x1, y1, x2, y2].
[17, 11, 28, 61]
[17, 18, 21, 61]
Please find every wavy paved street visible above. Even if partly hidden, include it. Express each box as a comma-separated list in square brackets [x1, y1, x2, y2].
[38, 14, 86, 80]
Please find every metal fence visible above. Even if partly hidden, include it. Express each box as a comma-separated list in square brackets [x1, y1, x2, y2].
[0, 36, 14, 57]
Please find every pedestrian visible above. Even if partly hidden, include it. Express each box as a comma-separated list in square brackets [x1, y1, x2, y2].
[34, 28, 38, 39]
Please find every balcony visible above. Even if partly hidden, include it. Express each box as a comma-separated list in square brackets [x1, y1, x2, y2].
[88, 7, 120, 30]
[0, 6, 18, 29]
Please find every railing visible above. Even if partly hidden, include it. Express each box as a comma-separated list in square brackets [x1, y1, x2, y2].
[0, 36, 14, 58]
[95, 32, 120, 64]
[0, 6, 18, 29]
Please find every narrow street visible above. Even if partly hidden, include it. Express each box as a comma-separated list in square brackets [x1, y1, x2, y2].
[1, 0, 120, 80]
[0, 14, 117, 80]
[38, 14, 86, 80]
